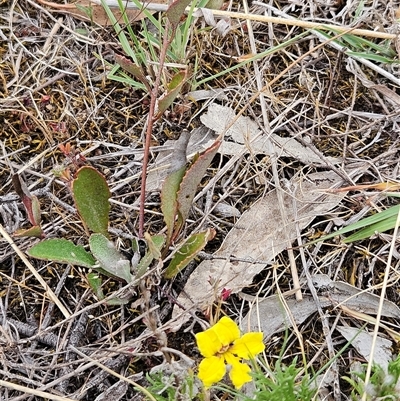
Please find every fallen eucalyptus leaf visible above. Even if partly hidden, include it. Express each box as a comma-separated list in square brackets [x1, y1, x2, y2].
[243, 274, 400, 342]
[200, 103, 340, 165]
[172, 170, 347, 327]
[312, 274, 400, 318]
[240, 294, 331, 340]
[336, 326, 392, 369]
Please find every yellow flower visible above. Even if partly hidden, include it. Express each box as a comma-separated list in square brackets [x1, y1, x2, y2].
[195, 316, 265, 389]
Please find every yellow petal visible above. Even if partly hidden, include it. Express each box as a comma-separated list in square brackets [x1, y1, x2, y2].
[198, 356, 226, 388]
[224, 352, 252, 389]
[230, 332, 265, 359]
[196, 329, 222, 358]
[212, 316, 240, 345]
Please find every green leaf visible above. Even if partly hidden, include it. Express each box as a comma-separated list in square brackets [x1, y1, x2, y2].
[307, 204, 400, 245]
[176, 140, 220, 228]
[136, 234, 165, 279]
[166, 0, 192, 26]
[345, 51, 397, 63]
[72, 166, 111, 236]
[155, 70, 187, 120]
[28, 238, 96, 268]
[89, 233, 133, 283]
[161, 166, 186, 246]
[164, 228, 215, 279]
[343, 214, 400, 243]
[87, 272, 104, 300]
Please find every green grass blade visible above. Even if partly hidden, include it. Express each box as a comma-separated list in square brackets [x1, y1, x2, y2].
[343, 214, 400, 243]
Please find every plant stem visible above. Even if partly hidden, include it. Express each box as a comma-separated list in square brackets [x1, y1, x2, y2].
[138, 20, 174, 237]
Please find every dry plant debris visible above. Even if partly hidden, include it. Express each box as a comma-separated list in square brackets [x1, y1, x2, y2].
[1, 0, 400, 399]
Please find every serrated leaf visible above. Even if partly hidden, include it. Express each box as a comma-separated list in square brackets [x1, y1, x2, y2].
[176, 140, 220, 225]
[161, 166, 186, 245]
[155, 70, 187, 120]
[164, 228, 215, 279]
[28, 238, 96, 268]
[166, 0, 192, 26]
[136, 234, 165, 279]
[72, 166, 111, 236]
[87, 272, 104, 300]
[89, 233, 133, 283]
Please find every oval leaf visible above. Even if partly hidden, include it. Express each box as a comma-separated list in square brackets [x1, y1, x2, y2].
[161, 166, 186, 245]
[89, 233, 133, 283]
[72, 166, 111, 236]
[164, 228, 215, 279]
[28, 238, 96, 268]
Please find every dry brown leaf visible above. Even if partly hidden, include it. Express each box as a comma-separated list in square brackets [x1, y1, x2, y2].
[200, 104, 340, 165]
[312, 274, 400, 319]
[336, 326, 392, 369]
[37, 0, 165, 25]
[241, 294, 332, 341]
[243, 274, 400, 342]
[172, 170, 348, 327]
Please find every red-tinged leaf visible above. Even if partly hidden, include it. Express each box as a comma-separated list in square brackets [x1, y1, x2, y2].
[164, 228, 216, 279]
[161, 166, 186, 246]
[155, 70, 187, 120]
[72, 166, 111, 236]
[31, 195, 41, 226]
[176, 140, 220, 225]
[14, 225, 44, 238]
[12, 174, 41, 226]
[115, 54, 152, 92]
[166, 0, 192, 26]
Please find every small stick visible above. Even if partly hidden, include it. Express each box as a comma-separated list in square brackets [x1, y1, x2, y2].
[90, 0, 397, 40]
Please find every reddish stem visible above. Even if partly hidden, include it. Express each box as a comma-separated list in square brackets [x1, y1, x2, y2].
[138, 21, 175, 238]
